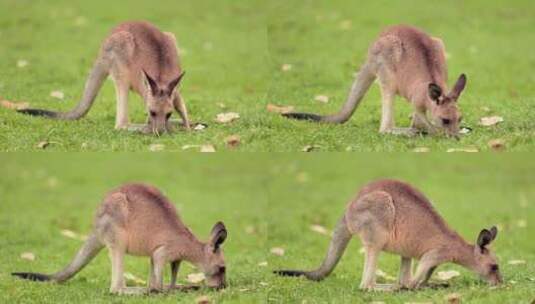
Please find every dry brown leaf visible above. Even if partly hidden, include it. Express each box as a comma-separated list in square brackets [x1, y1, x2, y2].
[50, 90, 64, 100]
[196, 295, 211, 304]
[310, 224, 329, 236]
[215, 112, 240, 124]
[437, 270, 460, 281]
[446, 147, 479, 153]
[413, 147, 430, 153]
[186, 272, 206, 284]
[314, 95, 329, 103]
[123, 272, 146, 285]
[281, 64, 292, 72]
[270, 247, 285, 256]
[480, 116, 504, 126]
[488, 139, 505, 151]
[266, 103, 294, 114]
[445, 293, 462, 304]
[0, 99, 29, 110]
[149, 144, 165, 152]
[508, 259, 526, 265]
[36, 141, 50, 149]
[225, 135, 241, 148]
[20, 252, 35, 261]
[200, 145, 216, 153]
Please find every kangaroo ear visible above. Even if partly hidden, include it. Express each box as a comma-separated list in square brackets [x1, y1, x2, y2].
[210, 221, 227, 251]
[428, 83, 443, 104]
[477, 228, 493, 249]
[489, 226, 498, 241]
[449, 74, 467, 100]
[168, 71, 185, 94]
[143, 70, 159, 95]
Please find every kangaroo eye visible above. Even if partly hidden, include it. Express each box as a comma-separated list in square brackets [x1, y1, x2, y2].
[219, 266, 226, 274]
[150, 111, 157, 117]
[490, 264, 499, 272]
[442, 118, 451, 125]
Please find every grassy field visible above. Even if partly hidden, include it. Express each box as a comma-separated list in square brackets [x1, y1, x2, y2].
[1, 154, 534, 303]
[267, 154, 535, 303]
[0, 154, 268, 303]
[1, 1, 534, 151]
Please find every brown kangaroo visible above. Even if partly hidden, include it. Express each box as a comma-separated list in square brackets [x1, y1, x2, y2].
[283, 25, 467, 138]
[17, 21, 190, 135]
[12, 183, 227, 295]
[275, 179, 502, 290]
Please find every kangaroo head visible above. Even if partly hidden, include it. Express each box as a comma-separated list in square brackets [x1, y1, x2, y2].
[200, 221, 227, 289]
[428, 74, 467, 137]
[142, 70, 185, 135]
[470, 226, 502, 285]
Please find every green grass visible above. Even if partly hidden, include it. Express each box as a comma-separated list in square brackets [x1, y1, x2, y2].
[1, 154, 534, 303]
[1, 1, 535, 151]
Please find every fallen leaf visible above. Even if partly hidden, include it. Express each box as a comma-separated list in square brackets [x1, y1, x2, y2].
[187, 273, 206, 284]
[281, 64, 292, 72]
[258, 261, 268, 267]
[479, 116, 504, 127]
[36, 141, 50, 149]
[259, 281, 269, 286]
[310, 224, 329, 236]
[508, 259, 526, 265]
[225, 135, 241, 148]
[413, 147, 430, 153]
[50, 90, 64, 100]
[446, 147, 479, 153]
[270, 247, 285, 256]
[200, 144, 216, 152]
[17, 59, 28, 68]
[193, 123, 207, 131]
[445, 293, 462, 304]
[459, 127, 472, 134]
[302, 145, 320, 152]
[215, 112, 240, 124]
[314, 95, 329, 103]
[123, 272, 146, 285]
[437, 270, 460, 281]
[182, 145, 200, 150]
[0, 99, 29, 110]
[488, 139, 505, 151]
[60, 229, 87, 241]
[196, 295, 211, 304]
[149, 144, 165, 152]
[20, 252, 35, 261]
[375, 269, 396, 281]
[266, 103, 294, 114]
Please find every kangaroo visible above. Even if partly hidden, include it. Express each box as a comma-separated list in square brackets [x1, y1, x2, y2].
[12, 183, 228, 295]
[17, 21, 190, 135]
[283, 25, 467, 138]
[275, 179, 502, 290]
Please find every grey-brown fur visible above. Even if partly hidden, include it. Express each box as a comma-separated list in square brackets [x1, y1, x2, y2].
[17, 21, 190, 135]
[283, 25, 467, 138]
[276, 179, 502, 290]
[12, 183, 228, 295]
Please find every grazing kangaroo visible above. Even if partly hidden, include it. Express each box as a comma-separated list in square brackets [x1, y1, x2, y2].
[17, 21, 190, 134]
[275, 179, 502, 290]
[283, 25, 467, 137]
[12, 183, 228, 295]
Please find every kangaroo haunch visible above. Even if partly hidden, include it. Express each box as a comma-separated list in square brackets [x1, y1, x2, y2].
[17, 21, 190, 135]
[275, 179, 502, 290]
[12, 183, 228, 295]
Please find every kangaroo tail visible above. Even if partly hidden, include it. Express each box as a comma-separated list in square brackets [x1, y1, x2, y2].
[274, 216, 352, 281]
[17, 58, 109, 120]
[12, 233, 104, 283]
[282, 62, 376, 124]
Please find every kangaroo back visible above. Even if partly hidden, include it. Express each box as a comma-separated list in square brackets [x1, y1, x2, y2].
[12, 233, 104, 283]
[274, 216, 352, 281]
[283, 62, 376, 124]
